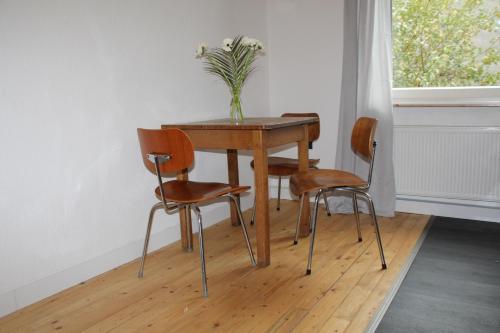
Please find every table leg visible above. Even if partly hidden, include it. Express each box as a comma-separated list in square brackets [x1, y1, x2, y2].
[177, 168, 193, 251]
[298, 125, 311, 237]
[227, 149, 241, 226]
[252, 130, 270, 267]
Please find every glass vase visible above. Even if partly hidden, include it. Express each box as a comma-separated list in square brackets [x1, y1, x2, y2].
[230, 92, 244, 123]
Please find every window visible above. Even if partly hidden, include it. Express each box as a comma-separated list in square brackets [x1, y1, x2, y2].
[392, 0, 500, 105]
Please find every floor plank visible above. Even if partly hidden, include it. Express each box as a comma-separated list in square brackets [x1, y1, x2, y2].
[0, 200, 429, 333]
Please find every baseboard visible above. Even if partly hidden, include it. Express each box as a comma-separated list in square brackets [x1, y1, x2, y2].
[0, 203, 241, 318]
[3, 189, 494, 318]
[270, 181, 500, 223]
[0, 292, 17, 318]
[0, 223, 182, 318]
[396, 195, 500, 223]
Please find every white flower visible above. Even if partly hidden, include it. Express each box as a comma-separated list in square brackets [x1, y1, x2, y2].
[241, 36, 253, 46]
[241, 37, 264, 51]
[244, 37, 257, 47]
[222, 38, 233, 52]
[195, 42, 207, 58]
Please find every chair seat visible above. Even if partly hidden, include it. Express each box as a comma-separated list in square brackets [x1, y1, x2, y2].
[250, 157, 320, 176]
[155, 180, 250, 204]
[289, 169, 367, 196]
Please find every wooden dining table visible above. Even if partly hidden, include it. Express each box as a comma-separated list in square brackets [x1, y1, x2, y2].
[162, 117, 317, 267]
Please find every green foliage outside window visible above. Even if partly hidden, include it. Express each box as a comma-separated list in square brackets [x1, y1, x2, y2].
[392, 0, 500, 87]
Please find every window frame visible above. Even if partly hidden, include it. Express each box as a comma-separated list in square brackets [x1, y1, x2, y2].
[390, 1, 500, 107]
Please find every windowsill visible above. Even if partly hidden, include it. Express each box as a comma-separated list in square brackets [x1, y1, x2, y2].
[394, 102, 500, 108]
[393, 87, 500, 108]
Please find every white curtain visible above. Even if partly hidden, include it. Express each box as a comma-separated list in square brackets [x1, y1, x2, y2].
[332, 0, 395, 217]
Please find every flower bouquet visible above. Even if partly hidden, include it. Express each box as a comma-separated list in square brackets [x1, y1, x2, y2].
[196, 36, 264, 122]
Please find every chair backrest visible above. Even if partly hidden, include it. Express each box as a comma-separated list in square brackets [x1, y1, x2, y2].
[281, 113, 320, 143]
[351, 117, 378, 161]
[137, 128, 194, 176]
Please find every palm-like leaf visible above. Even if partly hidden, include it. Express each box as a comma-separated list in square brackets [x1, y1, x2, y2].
[201, 35, 262, 94]
[197, 35, 264, 121]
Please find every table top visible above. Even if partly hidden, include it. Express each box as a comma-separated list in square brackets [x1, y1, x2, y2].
[162, 117, 317, 130]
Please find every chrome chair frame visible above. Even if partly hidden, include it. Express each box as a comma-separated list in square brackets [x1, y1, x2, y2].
[137, 153, 256, 297]
[294, 142, 387, 275]
[250, 170, 332, 226]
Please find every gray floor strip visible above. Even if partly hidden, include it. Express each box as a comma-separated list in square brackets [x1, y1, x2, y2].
[374, 216, 500, 333]
[364, 216, 434, 333]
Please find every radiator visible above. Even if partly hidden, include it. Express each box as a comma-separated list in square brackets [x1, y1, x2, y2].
[394, 126, 500, 203]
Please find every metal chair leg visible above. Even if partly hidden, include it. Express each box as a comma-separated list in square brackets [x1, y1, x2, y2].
[293, 194, 305, 245]
[192, 206, 209, 297]
[229, 194, 256, 266]
[277, 176, 282, 211]
[250, 196, 256, 225]
[251, 175, 281, 224]
[306, 191, 322, 275]
[138, 202, 164, 278]
[352, 193, 362, 242]
[363, 193, 387, 270]
[185, 204, 193, 252]
[322, 192, 331, 216]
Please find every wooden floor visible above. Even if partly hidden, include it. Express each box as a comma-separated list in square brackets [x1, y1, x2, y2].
[0, 200, 428, 333]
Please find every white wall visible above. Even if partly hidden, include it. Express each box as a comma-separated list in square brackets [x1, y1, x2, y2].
[0, 0, 268, 316]
[266, 0, 344, 169]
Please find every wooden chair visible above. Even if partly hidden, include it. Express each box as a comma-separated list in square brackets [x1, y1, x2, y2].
[249, 113, 331, 224]
[137, 128, 255, 297]
[289, 117, 387, 275]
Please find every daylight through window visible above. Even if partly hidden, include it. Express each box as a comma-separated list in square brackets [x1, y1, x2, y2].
[392, 0, 500, 88]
